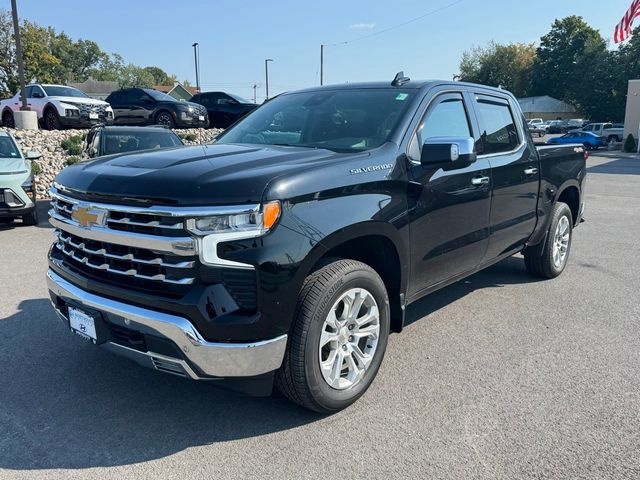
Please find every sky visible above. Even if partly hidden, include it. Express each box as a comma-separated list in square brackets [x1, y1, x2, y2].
[0, 0, 634, 101]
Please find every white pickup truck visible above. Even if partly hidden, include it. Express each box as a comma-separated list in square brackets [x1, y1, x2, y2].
[0, 84, 113, 130]
[572, 123, 624, 144]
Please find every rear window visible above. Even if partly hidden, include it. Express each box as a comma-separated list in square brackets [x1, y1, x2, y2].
[475, 98, 519, 154]
[102, 131, 182, 155]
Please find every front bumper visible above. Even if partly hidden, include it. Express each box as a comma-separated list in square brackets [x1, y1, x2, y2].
[175, 113, 209, 128]
[60, 114, 113, 128]
[46, 269, 287, 379]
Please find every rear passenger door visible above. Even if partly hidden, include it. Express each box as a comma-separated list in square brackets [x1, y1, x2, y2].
[470, 93, 539, 262]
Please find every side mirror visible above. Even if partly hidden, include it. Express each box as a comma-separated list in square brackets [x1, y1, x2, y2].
[421, 137, 476, 167]
[25, 150, 42, 160]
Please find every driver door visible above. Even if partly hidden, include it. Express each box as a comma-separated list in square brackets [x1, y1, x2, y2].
[406, 91, 492, 297]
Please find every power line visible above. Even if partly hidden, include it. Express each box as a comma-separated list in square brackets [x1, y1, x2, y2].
[324, 0, 465, 47]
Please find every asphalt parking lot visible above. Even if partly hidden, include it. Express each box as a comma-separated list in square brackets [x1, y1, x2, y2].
[1, 154, 639, 479]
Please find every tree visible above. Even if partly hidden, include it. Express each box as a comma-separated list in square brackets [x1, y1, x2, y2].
[459, 41, 536, 97]
[531, 16, 613, 119]
[142, 66, 172, 85]
[118, 64, 155, 88]
[20, 20, 60, 85]
[0, 9, 16, 96]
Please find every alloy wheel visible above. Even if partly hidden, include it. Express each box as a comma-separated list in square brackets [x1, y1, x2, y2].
[552, 215, 570, 269]
[318, 288, 380, 390]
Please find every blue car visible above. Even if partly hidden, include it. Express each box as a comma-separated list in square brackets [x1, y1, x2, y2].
[546, 131, 605, 150]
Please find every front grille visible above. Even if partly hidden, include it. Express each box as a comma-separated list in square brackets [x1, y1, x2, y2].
[67, 102, 108, 117]
[54, 229, 196, 286]
[49, 189, 259, 309]
[51, 196, 184, 237]
[192, 104, 207, 117]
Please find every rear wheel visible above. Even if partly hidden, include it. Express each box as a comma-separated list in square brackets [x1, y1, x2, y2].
[275, 259, 390, 413]
[44, 108, 62, 130]
[524, 201, 573, 279]
[2, 110, 14, 128]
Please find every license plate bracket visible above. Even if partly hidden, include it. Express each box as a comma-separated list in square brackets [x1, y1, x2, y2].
[67, 305, 109, 345]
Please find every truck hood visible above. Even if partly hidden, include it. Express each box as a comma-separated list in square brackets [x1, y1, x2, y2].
[0, 157, 28, 175]
[54, 143, 367, 205]
[55, 96, 109, 106]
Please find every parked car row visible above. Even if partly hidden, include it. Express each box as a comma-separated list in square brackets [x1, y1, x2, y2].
[0, 83, 257, 130]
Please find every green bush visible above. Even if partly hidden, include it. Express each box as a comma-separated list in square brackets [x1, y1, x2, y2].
[624, 134, 637, 153]
[30, 161, 42, 176]
[66, 156, 81, 166]
[179, 132, 197, 142]
[60, 135, 84, 155]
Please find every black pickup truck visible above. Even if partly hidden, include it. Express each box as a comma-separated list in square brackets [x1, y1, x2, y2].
[47, 76, 586, 413]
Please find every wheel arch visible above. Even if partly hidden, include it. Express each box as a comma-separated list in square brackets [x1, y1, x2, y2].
[555, 182, 580, 227]
[297, 222, 408, 333]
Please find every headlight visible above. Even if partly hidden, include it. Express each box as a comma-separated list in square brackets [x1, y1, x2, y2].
[186, 201, 281, 268]
[186, 201, 280, 236]
[65, 109, 80, 117]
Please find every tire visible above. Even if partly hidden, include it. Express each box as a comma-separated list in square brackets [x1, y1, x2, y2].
[275, 259, 390, 413]
[154, 110, 175, 128]
[22, 208, 38, 226]
[524, 201, 573, 279]
[44, 108, 62, 130]
[2, 110, 14, 128]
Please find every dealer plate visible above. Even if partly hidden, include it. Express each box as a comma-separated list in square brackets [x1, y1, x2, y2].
[69, 307, 97, 342]
[89, 112, 99, 120]
[198, 115, 205, 121]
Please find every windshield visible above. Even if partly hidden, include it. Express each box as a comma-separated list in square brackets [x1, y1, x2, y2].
[216, 89, 414, 153]
[0, 136, 20, 158]
[102, 131, 183, 155]
[42, 86, 89, 98]
[144, 89, 177, 102]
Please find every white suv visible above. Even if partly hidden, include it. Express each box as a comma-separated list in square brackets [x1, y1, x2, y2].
[0, 84, 114, 130]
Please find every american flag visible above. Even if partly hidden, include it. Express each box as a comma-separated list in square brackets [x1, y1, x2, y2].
[614, 0, 640, 43]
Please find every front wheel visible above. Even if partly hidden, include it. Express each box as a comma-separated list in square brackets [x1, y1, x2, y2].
[44, 108, 62, 130]
[154, 111, 175, 128]
[275, 259, 390, 413]
[524, 201, 573, 278]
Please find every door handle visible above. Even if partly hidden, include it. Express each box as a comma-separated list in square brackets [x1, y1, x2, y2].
[524, 167, 538, 175]
[471, 176, 490, 186]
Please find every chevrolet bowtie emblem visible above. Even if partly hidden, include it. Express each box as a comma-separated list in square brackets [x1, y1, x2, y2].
[71, 206, 105, 228]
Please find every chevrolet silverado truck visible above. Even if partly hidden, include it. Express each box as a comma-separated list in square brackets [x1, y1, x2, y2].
[46, 76, 586, 413]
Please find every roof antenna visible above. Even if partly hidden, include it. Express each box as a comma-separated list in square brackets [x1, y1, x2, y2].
[391, 71, 410, 87]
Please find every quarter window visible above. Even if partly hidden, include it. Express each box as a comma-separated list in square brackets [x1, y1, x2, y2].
[475, 98, 519, 154]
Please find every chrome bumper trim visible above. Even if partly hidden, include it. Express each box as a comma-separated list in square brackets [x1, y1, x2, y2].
[49, 212, 196, 256]
[47, 269, 287, 378]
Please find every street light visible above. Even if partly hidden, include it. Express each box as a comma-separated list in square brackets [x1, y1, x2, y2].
[265, 59, 273, 100]
[192, 42, 200, 93]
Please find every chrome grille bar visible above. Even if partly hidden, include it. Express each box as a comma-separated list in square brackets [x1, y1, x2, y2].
[57, 232, 195, 269]
[55, 243, 194, 285]
[49, 211, 196, 256]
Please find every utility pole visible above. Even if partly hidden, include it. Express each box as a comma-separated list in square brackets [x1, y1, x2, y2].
[265, 58, 273, 100]
[320, 44, 324, 86]
[252, 84, 257, 104]
[11, 0, 28, 111]
[192, 42, 200, 93]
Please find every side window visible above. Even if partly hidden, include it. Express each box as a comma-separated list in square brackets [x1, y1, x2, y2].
[408, 94, 472, 161]
[129, 90, 145, 102]
[475, 97, 520, 155]
[23, 86, 33, 98]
